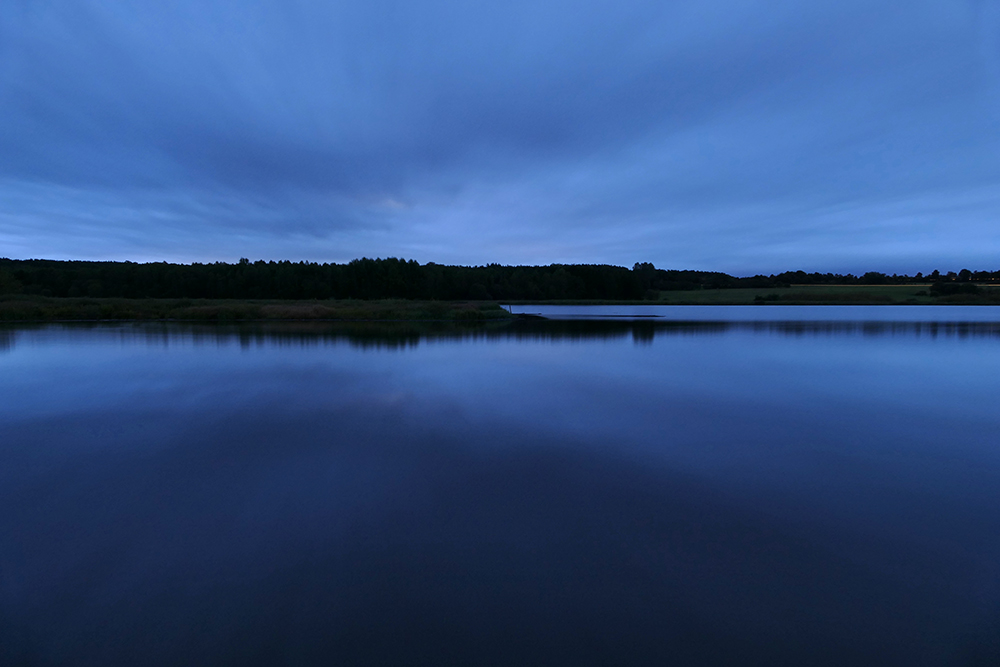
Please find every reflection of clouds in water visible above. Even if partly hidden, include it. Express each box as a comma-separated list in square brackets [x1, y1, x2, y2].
[1, 323, 1000, 664]
[3, 405, 997, 666]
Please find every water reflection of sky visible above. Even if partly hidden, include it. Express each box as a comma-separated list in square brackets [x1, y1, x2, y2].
[509, 304, 1000, 322]
[1, 320, 999, 665]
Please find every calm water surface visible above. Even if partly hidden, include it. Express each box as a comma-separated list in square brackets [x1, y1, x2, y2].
[1, 310, 1000, 665]
[510, 303, 1000, 321]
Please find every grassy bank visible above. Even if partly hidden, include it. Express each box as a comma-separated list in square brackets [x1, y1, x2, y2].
[3, 284, 999, 322]
[660, 284, 1000, 305]
[0, 296, 514, 322]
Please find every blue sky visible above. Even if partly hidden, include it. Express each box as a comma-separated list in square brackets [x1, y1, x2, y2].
[2, 1, 999, 273]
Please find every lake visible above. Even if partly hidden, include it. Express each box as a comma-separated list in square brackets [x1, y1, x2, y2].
[2, 307, 1000, 665]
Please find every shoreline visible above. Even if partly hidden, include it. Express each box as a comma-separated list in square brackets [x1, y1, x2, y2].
[3, 287, 1000, 322]
[0, 297, 514, 323]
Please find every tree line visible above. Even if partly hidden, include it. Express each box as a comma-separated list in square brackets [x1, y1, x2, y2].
[1, 257, 998, 301]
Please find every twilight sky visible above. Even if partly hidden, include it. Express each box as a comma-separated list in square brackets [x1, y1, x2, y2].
[2, 1, 999, 273]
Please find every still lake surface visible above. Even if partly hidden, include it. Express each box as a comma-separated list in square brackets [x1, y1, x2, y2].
[2, 307, 1000, 665]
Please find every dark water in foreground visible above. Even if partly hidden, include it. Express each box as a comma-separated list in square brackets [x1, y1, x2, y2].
[2, 312, 1000, 666]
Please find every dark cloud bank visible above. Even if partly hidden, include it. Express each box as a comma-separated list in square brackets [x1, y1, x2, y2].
[1, 1, 999, 273]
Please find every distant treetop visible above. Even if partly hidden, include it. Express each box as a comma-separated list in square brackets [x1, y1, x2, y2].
[0, 258, 996, 300]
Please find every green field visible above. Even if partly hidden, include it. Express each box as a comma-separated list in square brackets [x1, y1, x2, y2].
[658, 284, 943, 305]
[660, 284, 1000, 305]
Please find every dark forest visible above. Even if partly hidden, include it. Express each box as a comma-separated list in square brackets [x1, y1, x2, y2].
[1, 257, 997, 301]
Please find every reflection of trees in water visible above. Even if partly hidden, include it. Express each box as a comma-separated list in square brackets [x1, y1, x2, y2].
[0, 329, 14, 353]
[496, 319, 1000, 342]
[743, 320, 1000, 339]
[4, 320, 1000, 350]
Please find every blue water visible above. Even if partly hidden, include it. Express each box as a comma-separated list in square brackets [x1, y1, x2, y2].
[509, 303, 1000, 321]
[1, 314, 999, 665]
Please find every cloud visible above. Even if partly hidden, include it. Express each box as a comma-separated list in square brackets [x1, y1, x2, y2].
[1, 0, 999, 271]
